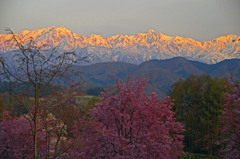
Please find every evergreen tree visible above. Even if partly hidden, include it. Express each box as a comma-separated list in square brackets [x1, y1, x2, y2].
[169, 75, 225, 155]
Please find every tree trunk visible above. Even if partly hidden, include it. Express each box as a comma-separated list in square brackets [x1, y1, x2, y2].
[33, 86, 39, 159]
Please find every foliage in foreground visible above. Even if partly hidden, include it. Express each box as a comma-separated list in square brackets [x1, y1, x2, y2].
[0, 79, 184, 158]
[0, 89, 81, 159]
[0, 111, 45, 158]
[74, 79, 184, 158]
[0, 76, 239, 159]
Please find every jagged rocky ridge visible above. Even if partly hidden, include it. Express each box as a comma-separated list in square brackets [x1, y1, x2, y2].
[0, 26, 239, 64]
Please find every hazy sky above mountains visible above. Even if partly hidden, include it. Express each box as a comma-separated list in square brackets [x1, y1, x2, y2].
[0, 0, 239, 41]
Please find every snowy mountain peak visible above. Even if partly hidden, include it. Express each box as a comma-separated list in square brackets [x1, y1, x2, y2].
[49, 25, 57, 30]
[214, 34, 238, 44]
[0, 26, 239, 64]
[146, 29, 157, 35]
[54, 26, 73, 34]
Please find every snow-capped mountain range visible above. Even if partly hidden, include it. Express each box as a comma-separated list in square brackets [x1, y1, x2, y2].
[0, 26, 239, 64]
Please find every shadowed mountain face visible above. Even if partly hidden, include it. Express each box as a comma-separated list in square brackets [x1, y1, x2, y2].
[74, 57, 240, 95]
[0, 26, 240, 64]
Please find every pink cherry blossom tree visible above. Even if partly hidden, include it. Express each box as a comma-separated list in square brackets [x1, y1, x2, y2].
[79, 79, 184, 159]
[219, 80, 240, 159]
[0, 111, 46, 159]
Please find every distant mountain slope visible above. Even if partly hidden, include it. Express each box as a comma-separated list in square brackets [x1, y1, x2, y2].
[0, 26, 240, 64]
[77, 62, 137, 86]
[75, 57, 240, 95]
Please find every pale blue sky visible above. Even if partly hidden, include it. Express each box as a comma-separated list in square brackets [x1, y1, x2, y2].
[0, 0, 239, 41]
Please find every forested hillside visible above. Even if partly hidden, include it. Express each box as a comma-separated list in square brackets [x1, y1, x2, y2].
[76, 57, 240, 95]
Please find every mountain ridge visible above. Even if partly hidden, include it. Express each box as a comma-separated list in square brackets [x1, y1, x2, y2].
[0, 26, 239, 64]
[75, 57, 240, 95]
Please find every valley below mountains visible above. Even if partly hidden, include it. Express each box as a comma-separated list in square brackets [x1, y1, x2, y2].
[0, 26, 240, 64]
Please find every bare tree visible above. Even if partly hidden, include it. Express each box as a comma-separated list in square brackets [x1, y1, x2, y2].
[0, 28, 87, 159]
